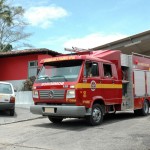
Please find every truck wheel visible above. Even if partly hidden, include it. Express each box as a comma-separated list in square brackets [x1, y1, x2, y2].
[48, 117, 63, 123]
[134, 100, 149, 116]
[86, 104, 103, 126]
[10, 109, 15, 116]
[141, 100, 149, 116]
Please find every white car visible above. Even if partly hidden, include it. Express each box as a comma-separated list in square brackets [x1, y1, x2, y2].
[0, 82, 15, 116]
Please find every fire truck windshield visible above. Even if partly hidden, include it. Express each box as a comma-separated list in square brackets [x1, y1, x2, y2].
[35, 60, 82, 83]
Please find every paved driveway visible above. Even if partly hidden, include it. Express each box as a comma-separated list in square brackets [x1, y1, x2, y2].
[0, 107, 40, 125]
[0, 111, 150, 150]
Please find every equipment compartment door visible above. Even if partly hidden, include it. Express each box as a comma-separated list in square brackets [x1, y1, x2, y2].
[146, 72, 150, 96]
[134, 70, 146, 97]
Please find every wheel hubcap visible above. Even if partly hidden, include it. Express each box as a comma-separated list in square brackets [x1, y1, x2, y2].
[92, 107, 101, 123]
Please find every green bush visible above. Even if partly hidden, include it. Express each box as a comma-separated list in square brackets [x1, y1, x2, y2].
[22, 76, 36, 91]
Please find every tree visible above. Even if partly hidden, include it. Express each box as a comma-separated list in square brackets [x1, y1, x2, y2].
[0, 0, 12, 25]
[22, 76, 36, 91]
[0, 0, 32, 52]
[0, 43, 12, 51]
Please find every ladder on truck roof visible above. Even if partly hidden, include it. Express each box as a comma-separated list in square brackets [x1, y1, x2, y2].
[64, 47, 92, 55]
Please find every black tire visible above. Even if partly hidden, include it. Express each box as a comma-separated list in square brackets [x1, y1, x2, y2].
[10, 109, 15, 116]
[86, 104, 103, 126]
[48, 116, 63, 123]
[141, 100, 149, 116]
[134, 109, 141, 116]
[134, 100, 149, 116]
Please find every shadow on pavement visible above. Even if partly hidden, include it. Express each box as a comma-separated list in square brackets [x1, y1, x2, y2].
[34, 118, 93, 131]
[33, 111, 149, 131]
[0, 110, 17, 117]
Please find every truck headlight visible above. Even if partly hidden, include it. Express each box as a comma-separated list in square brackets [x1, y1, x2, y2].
[33, 90, 39, 98]
[66, 90, 75, 98]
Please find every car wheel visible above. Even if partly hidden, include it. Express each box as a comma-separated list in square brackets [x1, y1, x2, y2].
[86, 104, 103, 126]
[10, 109, 15, 116]
[48, 116, 63, 123]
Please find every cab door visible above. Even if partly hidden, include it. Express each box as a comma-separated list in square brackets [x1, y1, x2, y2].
[81, 61, 102, 106]
[100, 63, 122, 105]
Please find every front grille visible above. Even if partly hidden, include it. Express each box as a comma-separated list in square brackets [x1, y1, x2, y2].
[39, 90, 65, 99]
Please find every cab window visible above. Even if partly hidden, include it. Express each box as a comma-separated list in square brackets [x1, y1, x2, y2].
[103, 64, 112, 77]
[84, 62, 99, 77]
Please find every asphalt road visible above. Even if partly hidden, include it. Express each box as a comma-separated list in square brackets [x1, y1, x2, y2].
[0, 108, 150, 150]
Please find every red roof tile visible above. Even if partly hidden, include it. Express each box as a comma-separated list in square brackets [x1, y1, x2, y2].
[0, 48, 61, 57]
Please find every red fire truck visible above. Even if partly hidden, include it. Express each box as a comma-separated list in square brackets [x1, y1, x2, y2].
[30, 49, 150, 125]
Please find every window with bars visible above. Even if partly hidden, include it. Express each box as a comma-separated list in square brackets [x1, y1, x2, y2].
[28, 61, 38, 78]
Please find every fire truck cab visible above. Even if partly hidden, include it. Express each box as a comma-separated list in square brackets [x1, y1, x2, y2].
[30, 49, 150, 125]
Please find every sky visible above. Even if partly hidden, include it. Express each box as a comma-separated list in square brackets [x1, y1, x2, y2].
[12, 0, 150, 53]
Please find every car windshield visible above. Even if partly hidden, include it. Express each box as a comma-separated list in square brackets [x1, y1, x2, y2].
[35, 60, 82, 82]
[0, 83, 13, 94]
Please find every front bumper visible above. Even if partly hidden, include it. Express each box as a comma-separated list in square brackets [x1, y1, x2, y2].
[30, 105, 91, 117]
[0, 103, 15, 110]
